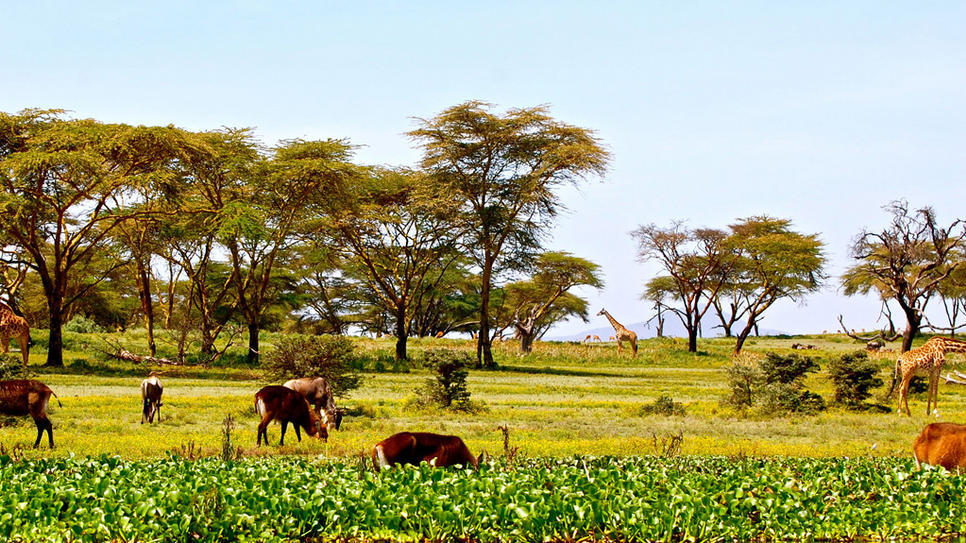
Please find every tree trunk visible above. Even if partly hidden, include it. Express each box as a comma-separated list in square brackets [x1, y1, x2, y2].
[394, 311, 408, 361]
[247, 321, 260, 365]
[477, 262, 496, 369]
[137, 262, 156, 357]
[45, 295, 65, 367]
[733, 320, 755, 355]
[687, 322, 698, 353]
[900, 306, 921, 353]
[519, 331, 535, 353]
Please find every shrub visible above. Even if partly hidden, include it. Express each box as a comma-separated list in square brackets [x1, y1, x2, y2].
[0, 353, 29, 380]
[262, 334, 362, 396]
[641, 394, 686, 416]
[759, 353, 825, 414]
[64, 315, 106, 334]
[415, 349, 474, 410]
[724, 352, 825, 414]
[828, 351, 884, 408]
[724, 356, 763, 409]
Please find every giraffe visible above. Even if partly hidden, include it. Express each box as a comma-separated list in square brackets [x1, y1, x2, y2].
[597, 308, 637, 357]
[893, 337, 966, 416]
[0, 302, 30, 367]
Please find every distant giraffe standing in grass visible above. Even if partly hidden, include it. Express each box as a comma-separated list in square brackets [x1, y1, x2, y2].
[597, 308, 637, 357]
[892, 337, 966, 416]
[0, 302, 30, 367]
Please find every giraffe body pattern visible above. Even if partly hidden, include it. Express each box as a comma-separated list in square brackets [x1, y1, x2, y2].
[0, 302, 29, 367]
[597, 308, 637, 357]
[895, 337, 966, 416]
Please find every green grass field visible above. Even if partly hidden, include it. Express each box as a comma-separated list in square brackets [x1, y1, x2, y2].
[2, 330, 963, 461]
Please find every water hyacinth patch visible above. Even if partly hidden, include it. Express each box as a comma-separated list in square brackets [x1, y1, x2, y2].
[2, 454, 966, 542]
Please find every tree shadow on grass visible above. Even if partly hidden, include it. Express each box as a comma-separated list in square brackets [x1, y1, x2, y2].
[498, 365, 637, 379]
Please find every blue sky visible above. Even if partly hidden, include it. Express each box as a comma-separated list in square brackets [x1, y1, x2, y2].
[3, 2, 965, 336]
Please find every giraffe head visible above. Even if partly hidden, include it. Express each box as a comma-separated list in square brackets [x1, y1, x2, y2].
[597, 308, 606, 316]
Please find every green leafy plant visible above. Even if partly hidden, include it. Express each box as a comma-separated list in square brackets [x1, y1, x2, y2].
[640, 393, 686, 416]
[0, 353, 29, 380]
[63, 315, 107, 334]
[415, 349, 473, 410]
[262, 334, 362, 396]
[827, 351, 885, 408]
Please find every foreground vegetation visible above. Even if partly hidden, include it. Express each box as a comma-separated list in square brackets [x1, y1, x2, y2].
[4, 454, 966, 542]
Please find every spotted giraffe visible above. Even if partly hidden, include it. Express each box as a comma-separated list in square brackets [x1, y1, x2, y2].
[597, 308, 637, 357]
[893, 337, 966, 416]
[0, 302, 30, 367]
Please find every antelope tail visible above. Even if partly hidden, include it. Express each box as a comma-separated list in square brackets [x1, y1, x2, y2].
[255, 398, 265, 418]
[51, 391, 62, 408]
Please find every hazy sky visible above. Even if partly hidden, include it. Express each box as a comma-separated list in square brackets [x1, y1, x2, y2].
[3, 2, 965, 336]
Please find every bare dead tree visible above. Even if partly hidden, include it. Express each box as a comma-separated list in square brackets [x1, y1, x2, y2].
[843, 201, 966, 351]
[837, 314, 901, 342]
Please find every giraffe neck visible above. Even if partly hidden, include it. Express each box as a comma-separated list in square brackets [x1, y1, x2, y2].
[602, 310, 625, 332]
[938, 337, 966, 353]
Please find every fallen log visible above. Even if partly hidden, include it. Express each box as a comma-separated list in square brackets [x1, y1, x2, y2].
[942, 370, 966, 386]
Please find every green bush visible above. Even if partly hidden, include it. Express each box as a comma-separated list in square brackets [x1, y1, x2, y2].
[759, 353, 825, 414]
[827, 351, 884, 408]
[64, 315, 106, 334]
[724, 352, 825, 414]
[262, 334, 362, 396]
[724, 358, 763, 409]
[0, 353, 29, 380]
[415, 349, 474, 410]
[641, 393, 686, 416]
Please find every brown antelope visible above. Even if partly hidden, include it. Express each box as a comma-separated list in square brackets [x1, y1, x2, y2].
[0, 379, 61, 448]
[372, 432, 482, 470]
[140, 373, 163, 424]
[914, 423, 966, 471]
[283, 377, 343, 431]
[254, 385, 325, 446]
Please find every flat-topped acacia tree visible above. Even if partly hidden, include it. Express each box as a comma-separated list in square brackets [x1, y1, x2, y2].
[0, 109, 207, 366]
[409, 102, 609, 369]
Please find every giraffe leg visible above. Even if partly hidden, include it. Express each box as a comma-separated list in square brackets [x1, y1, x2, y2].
[898, 372, 915, 416]
[616, 340, 622, 354]
[19, 331, 29, 366]
[1, 336, 8, 353]
[929, 371, 941, 417]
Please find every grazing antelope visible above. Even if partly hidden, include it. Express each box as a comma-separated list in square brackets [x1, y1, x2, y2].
[140, 372, 163, 424]
[0, 379, 61, 448]
[914, 423, 966, 471]
[283, 377, 343, 431]
[372, 432, 482, 470]
[254, 385, 325, 446]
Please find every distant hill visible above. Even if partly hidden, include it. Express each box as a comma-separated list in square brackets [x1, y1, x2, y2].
[547, 319, 785, 342]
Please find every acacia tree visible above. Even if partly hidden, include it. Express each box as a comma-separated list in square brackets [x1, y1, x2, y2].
[0, 109, 204, 365]
[227, 139, 357, 365]
[409, 101, 609, 368]
[501, 251, 602, 353]
[157, 129, 256, 356]
[843, 201, 965, 352]
[726, 216, 826, 354]
[642, 275, 676, 338]
[633, 223, 735, 352]
[930, 251, 966, 337]
[321, 167, 463, 360]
